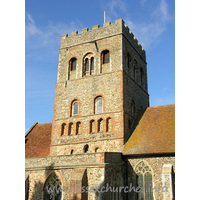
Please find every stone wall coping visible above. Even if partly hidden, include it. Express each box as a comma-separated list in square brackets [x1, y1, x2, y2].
[25, 152, 123, 170]
[60, 18, 146, 60]
[25, 162, 124, 171]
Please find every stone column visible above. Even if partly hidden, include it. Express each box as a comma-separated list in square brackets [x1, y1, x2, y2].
[162, 164, 174, 200]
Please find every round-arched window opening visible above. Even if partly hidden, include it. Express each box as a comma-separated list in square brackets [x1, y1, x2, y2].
[83, 144, 89, 153]
[102, 50, 110, 64]
[95, 147, 99, 152]
[70, 149, 74, 155]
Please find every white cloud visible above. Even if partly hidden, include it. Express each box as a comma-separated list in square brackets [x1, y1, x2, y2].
[125, 19, 166, 48]
[106, 0, 127, 19]
[103, 0, 172, 49]
[25, 12, 82, 51]
[140, 0, 147, 7]
[152, 0, 171, 22]
[108, 0, 126, 12]
[160, 0, 171, 21]
[25, 12, 42, 37]
[125, 0, 172, 49]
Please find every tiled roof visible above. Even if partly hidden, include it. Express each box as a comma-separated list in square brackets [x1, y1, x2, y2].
[122, 104, 175, 155]
[25, 123, 52, 158]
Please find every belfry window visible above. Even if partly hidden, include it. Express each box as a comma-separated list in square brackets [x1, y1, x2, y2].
[140, 68, 144, 84]
[70, 57, 76, 71]
[102, 50, 109, 64]
[83, 53, 95, 76]
[91, 57, 94, 71]
[85, 58, 89, 72]
[134, 59, 137, 81]
[131, 100, 135, 116]
[127, 53, 131, 68]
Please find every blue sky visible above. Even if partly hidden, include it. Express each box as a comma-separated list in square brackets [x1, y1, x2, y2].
[25, 0, 175, 131]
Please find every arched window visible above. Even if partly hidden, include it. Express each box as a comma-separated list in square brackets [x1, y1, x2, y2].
[90, 120, 95, 133]
[76, 122, 81, 135]
[43, 172, 62, 200]
[83, 53, 94, 76]
[85, 58, 89, 72]
[128, 119, 131, 129]
[131, 100, 135, 116]
[102, 50, 110, 64]
[106, 117, 112, 132]
[70, 149, 74, 155]
[140, 67, 144, 84]
[61, 123, 66, 136]
[97, 99, 102, 113]
[73, 102, 78, 115]
[98, 118, 103, 132]
[95, 147, 99, 152]
[91, 57, 94, 71]
[135, 161, 154, 200]
[95, 96, 103, 114]
[71, 100, 79, 116]
[83, 144, 89, 153]
[68, 122, 73, 135]
[127, 53, 131, 68]
[70, 57, 77, 71]
[134, 59, 137, 81]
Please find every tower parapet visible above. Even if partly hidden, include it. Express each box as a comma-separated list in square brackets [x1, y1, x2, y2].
[60, 18, 146, 61]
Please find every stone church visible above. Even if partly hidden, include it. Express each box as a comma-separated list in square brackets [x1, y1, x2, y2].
[25, 18, 175, 200]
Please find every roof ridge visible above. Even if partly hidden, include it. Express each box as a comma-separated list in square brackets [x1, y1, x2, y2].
[25, 122, 38, 137]
[148, 104, 175, 109]
[37, 122, 52, 125]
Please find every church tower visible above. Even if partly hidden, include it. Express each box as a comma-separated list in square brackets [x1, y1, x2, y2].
[25, 17, 178, 200]
[25, 18, 175, 200]
[50, 18, 149, 157]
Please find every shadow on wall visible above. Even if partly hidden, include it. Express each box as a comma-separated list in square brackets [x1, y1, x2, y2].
[82, 169, 88, 200]
[27, 163, 89, 200]
[172, 166, 175, 200]
[69, 168, 89, 200]
[93, 158, 176, 200]
[26, 158, 175, 200]
[93, 162, 127, 200]
[26, 162, 62, 200]
[125, 107, 147, 144]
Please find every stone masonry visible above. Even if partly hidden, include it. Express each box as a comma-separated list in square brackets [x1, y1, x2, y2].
[51, 18, 149, 156]
[25, 18, 175, 200]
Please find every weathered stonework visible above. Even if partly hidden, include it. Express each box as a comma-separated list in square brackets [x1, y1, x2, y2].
[125, 156, 175, 200]
[25, 18, 175, 200]
[51, 18, 149, 157]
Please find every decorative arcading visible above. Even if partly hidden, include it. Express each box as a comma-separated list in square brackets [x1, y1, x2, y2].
[60, 18, 146, 60]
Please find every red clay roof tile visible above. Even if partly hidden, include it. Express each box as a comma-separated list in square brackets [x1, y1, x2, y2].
[25, 123, 52, 158]
[122, 104, 175, 155]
